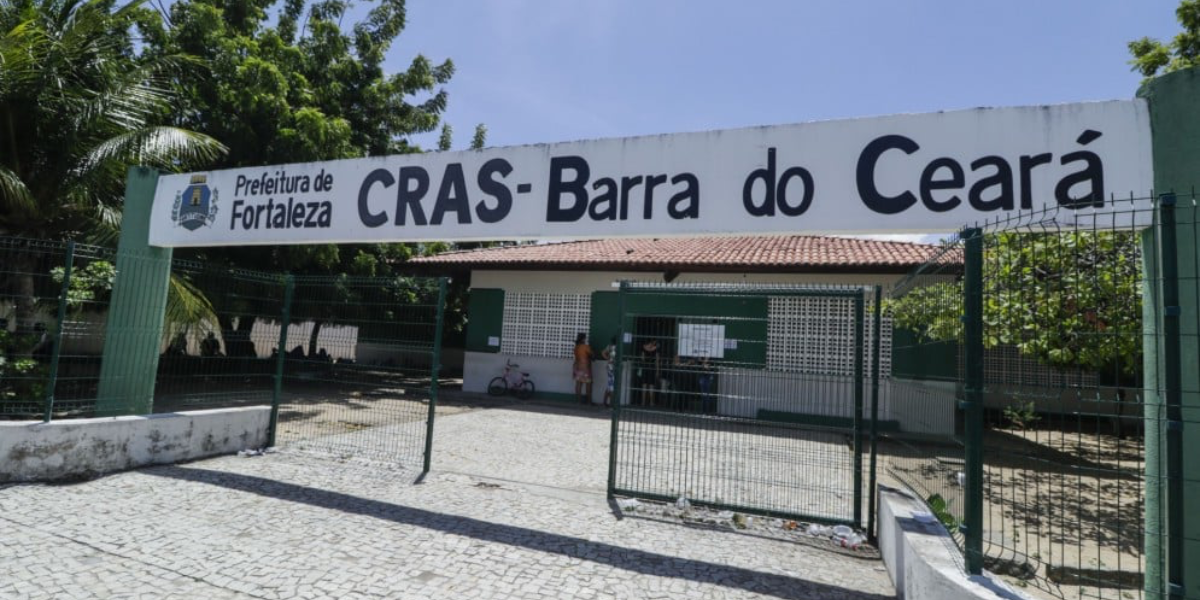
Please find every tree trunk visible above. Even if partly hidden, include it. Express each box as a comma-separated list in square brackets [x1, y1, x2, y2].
[307, 321, 323, 358]
[11, 254, 38, 332]
[232, 315, 256, 357]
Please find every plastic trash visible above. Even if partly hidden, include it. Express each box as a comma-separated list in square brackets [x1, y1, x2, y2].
[806, 524, 833, 537]
[716, 511, 735, 520]
[831, 525, 865, 549]
[616, 498, 641, 510]
[838, 532, 865, 549]
[675, 496, 691, 510]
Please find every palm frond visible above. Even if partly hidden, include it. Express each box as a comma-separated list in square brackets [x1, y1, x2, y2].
[77, 126, 227, 176]
[0, 166, 35, 213]
[165, 273, 218, 334]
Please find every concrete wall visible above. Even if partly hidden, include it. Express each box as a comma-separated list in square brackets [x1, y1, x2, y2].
[0, 407, 269, 482]
[877, 486, 1033, 600]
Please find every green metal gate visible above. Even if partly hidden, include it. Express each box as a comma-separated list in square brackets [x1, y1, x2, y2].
[607, 282, 880, 527]
[272, 275, 447, 471]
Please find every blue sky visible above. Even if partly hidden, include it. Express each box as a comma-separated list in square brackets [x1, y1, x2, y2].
[386, 1, 1182, 151]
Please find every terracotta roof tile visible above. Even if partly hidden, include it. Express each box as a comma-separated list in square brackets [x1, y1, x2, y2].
[410, 236, 956, 273]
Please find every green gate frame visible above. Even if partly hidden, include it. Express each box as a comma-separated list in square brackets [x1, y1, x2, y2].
[606, 281, 880, 528]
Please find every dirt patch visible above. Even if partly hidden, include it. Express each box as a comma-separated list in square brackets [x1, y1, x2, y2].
[881, 426, 1144, 600]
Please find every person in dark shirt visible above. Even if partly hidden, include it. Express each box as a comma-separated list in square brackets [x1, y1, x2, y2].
[635, 339, 661, 406]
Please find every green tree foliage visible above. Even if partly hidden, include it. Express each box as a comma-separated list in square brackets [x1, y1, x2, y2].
[889, 232, 1142, 374]
[136, 0, 476, 349]
[0, 0, 225, 332]
[138, 0, 460, 277]
[471, 123, 487, 151]
[0, 0, 226, 240]
[1129, 0, 1200, 79]
[50, 260, 116, 312]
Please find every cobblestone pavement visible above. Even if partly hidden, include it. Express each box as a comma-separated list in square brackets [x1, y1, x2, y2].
[0, 402, 896, 599]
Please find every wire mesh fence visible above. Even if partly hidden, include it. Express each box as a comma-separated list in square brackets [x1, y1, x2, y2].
[274, 276, 445, 467]
[1, 235, 449, 472]
[969, 202, 1150, 599]
[609, 282, 876, 526]
[0, 238, 116, 420]
[881, 238, 968, 547]
[883, 195, 1197, 600]
[153, 261, 289, 413]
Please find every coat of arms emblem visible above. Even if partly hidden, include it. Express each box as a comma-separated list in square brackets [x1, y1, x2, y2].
[172, 174, 219, 231]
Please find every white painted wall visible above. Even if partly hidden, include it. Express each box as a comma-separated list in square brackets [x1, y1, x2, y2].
[0, 407, 269, 482]
[464, 351, 607, 401]
[471, 270, 904, 295]
[466, 269, 905, 406]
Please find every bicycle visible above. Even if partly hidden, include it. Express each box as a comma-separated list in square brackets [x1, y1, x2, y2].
[487, 359, 536, 399]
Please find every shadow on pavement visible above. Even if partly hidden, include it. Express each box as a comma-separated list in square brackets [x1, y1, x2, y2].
[143, 465, 895, 600]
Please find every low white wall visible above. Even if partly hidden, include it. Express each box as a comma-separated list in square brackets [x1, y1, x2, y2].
[0, 407, 270, 483]
[889, 379, 958, 436]
[464, 351, 608, 402]
[877, 486, 1032, 600]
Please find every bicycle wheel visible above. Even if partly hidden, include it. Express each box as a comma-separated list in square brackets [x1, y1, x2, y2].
[487, 377, 507, 396]
[515, 380, 535, 400]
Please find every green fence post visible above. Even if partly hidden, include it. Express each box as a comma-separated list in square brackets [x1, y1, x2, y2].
[1158, 194, 1185, 600]
[1138, 66, 1200, 600]
[607, 281, 628, 498]
[867, 285, 882, 539]
[423, 277, 448, 474]
[267, 274, 294, 448]
[95, 167, 171, 416]
[853, 292, 865, 529]
[1141, 215, 1167, 600]
[43, 241, 75, 423]
[962, 227, 985, 575]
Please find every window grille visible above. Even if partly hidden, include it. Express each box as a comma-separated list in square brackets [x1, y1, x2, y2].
[501, 292, 591, 359]
[766, 297, 892, 377]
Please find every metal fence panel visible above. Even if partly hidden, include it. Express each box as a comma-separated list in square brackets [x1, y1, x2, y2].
[0, 238, 116, 420]
[273, 275, 446, 470]
[885, 196, 1191, 600]
[608, 282, 875, 526]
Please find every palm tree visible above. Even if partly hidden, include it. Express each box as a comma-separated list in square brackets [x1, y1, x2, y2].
[0, 0, 226, 329]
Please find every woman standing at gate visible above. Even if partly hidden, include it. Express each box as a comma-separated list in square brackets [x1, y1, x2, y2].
[573, 332, 594, 404]
[636, 338, 661, 406]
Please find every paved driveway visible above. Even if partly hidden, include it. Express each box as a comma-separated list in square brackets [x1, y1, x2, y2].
[0, 402, 896, 599]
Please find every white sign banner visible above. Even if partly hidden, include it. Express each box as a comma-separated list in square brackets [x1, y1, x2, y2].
[678, 324, 726, 359]
[149, 100, 1153, 247]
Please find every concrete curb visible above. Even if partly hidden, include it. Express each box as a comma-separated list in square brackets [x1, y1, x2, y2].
[0, 407, 269, 482]
[877, 486, 1034, 600]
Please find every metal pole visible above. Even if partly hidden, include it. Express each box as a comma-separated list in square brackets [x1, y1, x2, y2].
[1157, 193, 1185, 600]
[43, 241, 75, 423]
[268, 274, 294, 447]
[962, 227, 985, 575]
[852, 292, 865, 528]
[607, 281, 628, 498]
[423, 277, 448, 474]
[867, 285, 882, 540]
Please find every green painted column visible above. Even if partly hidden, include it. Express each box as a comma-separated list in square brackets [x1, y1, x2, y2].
[1138, 66, 1200, 600]
[1141, 227, 1166, 600]
[95, 167, 172, 416]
